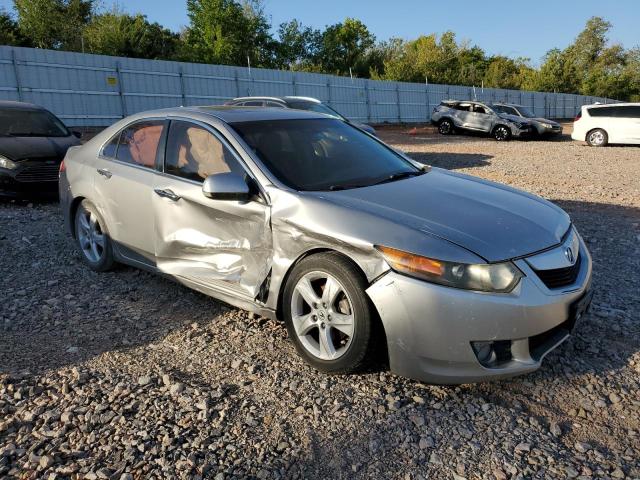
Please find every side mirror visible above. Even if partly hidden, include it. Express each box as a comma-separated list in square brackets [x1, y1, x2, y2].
[72, 130, 82, 139]
[202, 172, 251, 201]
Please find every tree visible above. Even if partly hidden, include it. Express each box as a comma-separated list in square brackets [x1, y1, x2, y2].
[319, 18, 375, 77]
[483, 56, 533, 90]
[274, 19, 322, 70]
[0, 8, 30, 46]
[182, 0, 275, 67]
[84, 8, 180, 60]
[14, 0, 94, 50]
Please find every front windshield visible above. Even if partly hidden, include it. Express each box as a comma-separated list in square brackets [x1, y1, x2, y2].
[515, 106, 536, 118]
[491, 105, 517, 116]
[287, 101, 345, 120]
[231, 118, 420, 191]
[0, 108, 70, 137]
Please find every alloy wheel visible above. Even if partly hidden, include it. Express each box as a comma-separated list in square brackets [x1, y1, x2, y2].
[494, 126, 509, 141]
[588, 130, 605, 146]
[290, 271, 355, 361]
[439, 121, 452, 134]
[77, 209, 106, 263]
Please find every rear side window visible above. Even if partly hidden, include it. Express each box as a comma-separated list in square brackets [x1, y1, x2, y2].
[454, 103, 472, 112]
[614, 106, 640, 118]
[588, 106, 619, 117]
[115, 121, 165, 169]
[164, 120, 245, 182]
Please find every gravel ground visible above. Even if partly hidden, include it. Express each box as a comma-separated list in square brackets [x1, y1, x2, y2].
[1, 130, 639, 480]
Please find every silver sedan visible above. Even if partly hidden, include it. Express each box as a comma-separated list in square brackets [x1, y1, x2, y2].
[59, 106, 593, 384]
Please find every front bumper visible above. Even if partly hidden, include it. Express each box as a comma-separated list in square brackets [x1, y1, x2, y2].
[0, 160, 61, 199]
[367, 234, 593, 384]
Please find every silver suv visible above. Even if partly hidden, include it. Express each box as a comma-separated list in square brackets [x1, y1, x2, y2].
[431, 100, 534, 141]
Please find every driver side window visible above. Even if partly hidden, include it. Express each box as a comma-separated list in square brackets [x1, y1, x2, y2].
[164, 120, 245, 182]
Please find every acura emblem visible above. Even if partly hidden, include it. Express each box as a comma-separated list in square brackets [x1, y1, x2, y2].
[565, 247, 575, 264]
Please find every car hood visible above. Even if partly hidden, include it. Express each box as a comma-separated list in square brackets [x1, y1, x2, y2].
[0, 135, 81, 161]
[316, 168, 570, 262]
[531, 117, 560, 126]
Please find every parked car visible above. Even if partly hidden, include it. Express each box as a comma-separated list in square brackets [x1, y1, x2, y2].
[60, 106, 593, 384]
[0, 101, 81, 198]
[225, 96, 377, 136]
[431, 100, 535, 141]
[491, 103, 563, 136]
[571, 103, 640, 146]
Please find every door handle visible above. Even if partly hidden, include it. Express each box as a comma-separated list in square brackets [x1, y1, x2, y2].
[97, 168, 112, 179]
[154, 188, 181, 201]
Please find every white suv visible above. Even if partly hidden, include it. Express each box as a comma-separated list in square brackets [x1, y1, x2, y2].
[572, 103, 640, 146]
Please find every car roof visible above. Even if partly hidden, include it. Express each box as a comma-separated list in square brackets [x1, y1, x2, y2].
[139, 105, 329, 123]
[586, 102, 640, 108]
[0, 100, 47, 111]
[230, 96, 321, 104]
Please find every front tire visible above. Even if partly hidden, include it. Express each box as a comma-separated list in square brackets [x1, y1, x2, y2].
[75, 200, 115, 272]
[586, 128, 608, 147]
[283, 252, 376, 374]
[438, 119, 454, 135]
[492, 125, 511, 141]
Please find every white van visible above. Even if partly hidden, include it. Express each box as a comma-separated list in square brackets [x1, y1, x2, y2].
[572, 103, 640, 146]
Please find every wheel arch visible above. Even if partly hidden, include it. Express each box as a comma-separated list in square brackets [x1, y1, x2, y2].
[275, 247, 389, 363]
[68, 196, 86, 239]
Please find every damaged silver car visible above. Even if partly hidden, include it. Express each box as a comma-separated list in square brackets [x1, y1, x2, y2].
[60, 106, 593, 384]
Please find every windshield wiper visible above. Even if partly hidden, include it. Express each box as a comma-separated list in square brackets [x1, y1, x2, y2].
[371, 170, 425, 186]
[327, 183, 369, 191]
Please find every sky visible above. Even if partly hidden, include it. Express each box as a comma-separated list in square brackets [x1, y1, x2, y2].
[2, 0, 639, 65]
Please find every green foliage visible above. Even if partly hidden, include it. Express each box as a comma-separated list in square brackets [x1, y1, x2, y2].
[14, 0, 93, 50]
[0, 8, 29, 46]
[84, 8, 180, 59]
[274, 19, 322, 70]
[182, 0, 275, 67]
[318, 18, 376, 77]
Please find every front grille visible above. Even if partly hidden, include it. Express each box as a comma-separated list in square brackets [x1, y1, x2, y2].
[15, 162, 60, 183]
[534, 254, 581, 289]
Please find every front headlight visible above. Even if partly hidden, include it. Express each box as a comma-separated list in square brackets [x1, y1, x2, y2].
[540, 122, 553, 128]
[376, 245, 522, 293]
[0, 155, 17, 170]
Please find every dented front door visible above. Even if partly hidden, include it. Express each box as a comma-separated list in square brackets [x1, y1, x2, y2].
[152, 119, 272, 299]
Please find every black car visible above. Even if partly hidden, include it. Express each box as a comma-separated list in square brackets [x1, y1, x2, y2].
[0, 101, 81, 198]
[224, 96, 377, 136]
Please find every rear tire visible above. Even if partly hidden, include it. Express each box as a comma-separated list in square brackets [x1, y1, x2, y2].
[492, 125, 511, 141]
[283, 252, 377, 374]
[586, 128, 608, 147]
[75, 200, 115, 272]
[438, 119, 454, 135]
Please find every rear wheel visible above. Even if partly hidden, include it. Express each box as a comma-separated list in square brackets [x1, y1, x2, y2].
[283, 252, 376, 374]
[75, 200, 115, 272]
[438, 119, 454, 135]
[586, 128, 608, 147]
[492, 124, 511, 141]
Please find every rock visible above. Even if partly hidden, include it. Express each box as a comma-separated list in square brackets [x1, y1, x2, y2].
[609, 392, 622, 404]
[428, 452, 442, 465]
[170, 383, 185, 395]
[611, 468, 625, 478]
[137, 376, 152, 386]
[39, 455, 54, 468]
[574, 441, 590, 453]
[550, 422, 562, 436]
[514, 442, 531, 453]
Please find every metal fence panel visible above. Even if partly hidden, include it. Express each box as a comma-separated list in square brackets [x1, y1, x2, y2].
[0, 46, 617, 127]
